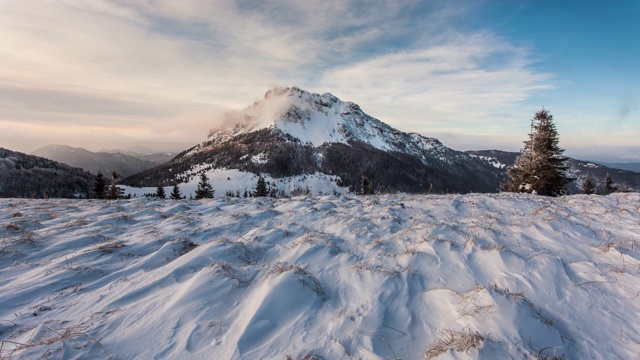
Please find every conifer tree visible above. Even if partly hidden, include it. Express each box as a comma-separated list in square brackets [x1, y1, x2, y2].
[581, 176, 595, 195]
[92, 171, 106, 199]
[604, 174, 618, 195]
[170, 183, 182, 200]
[254, 176, 268, 197]
[361, 176, 374, 195]
[107, 171, 124, 199]
[156, 184, 166, 199]
[501, 109, 573, 196]
[194, 172, 214, 199]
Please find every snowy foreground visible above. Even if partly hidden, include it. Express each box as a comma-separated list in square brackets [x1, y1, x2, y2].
[1, 194, 639, 359]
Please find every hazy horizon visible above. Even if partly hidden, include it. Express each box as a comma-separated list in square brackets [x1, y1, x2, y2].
[1, 1, 638, 162]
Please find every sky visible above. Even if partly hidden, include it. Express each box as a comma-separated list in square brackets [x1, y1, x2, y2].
[0, 0, 638, 162]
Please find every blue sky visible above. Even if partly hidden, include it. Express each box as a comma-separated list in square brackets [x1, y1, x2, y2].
[0, 0, 638, 161]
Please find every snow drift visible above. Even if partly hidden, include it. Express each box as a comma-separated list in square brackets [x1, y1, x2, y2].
[1, 193, 639, 359]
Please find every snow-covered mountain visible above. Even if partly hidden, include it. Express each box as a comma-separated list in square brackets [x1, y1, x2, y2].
[124, 87, 503, 195]
[208, 87, 446, 159]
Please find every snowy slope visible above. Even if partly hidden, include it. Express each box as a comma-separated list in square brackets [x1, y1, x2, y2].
[2, 193, 639, 359]
[121, 168, 347, 199]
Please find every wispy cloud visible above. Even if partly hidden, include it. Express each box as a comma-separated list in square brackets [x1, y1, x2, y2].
[0, 0, 554, 153]
[318, 33, 552, 135]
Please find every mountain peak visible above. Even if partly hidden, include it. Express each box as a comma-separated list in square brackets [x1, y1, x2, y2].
[263, 86, 339, 104]
[207, 87, 441, 154]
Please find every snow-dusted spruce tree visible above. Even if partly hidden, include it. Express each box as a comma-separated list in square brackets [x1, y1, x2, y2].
[581, 176, 596, 195]
[155, 184, 166, 199]
[604, 173, 618, 195]
[194, 172, 214, 199]
[501, 109, 573, 196]
[254, 176, 268, 197]
[170, 183, 182, 200]
[106, 171, 124, 199]
[92, 171, 106, 199]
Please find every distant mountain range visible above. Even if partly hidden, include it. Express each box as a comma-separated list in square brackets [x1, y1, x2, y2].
[98, 146, 178, 164]
[32, 145, 177, 177]
[0, 147, 94, 198]
[595, 162, 640, 173]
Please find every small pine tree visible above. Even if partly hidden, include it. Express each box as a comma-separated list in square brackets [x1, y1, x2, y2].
[156, 184, 166, 199]
[361, 176, 374, 195]
[92, 171, 107, 199]
[106, 171, 124, 199]
[604, 174, 618, 195]
[501, 109, 573, 196]
[170, 183, 182, 200]
[194, 172, 214, 199]
[254, 176, 268, 197]
[581, 176, 595, 195]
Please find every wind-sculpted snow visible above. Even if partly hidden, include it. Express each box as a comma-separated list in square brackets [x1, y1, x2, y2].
[1, 194, 640, 359]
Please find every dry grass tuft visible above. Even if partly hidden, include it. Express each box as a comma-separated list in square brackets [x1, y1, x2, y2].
[178, 237, 198, 256]
[351, 263, 414, 278]
[425, 328, 487, 359]
[209, 261, 250, 286]
[4, 224, 21, 231]
[492, 284, 525, 301]
[97, 242, 125, 253]
[284, 352, 325, 360]
[268, 263, 326, 300]
[0, 321, 108, 359]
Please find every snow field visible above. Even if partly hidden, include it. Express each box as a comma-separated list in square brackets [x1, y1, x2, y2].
[121, 169, 347, 199]
[1, 193, 639, 359]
